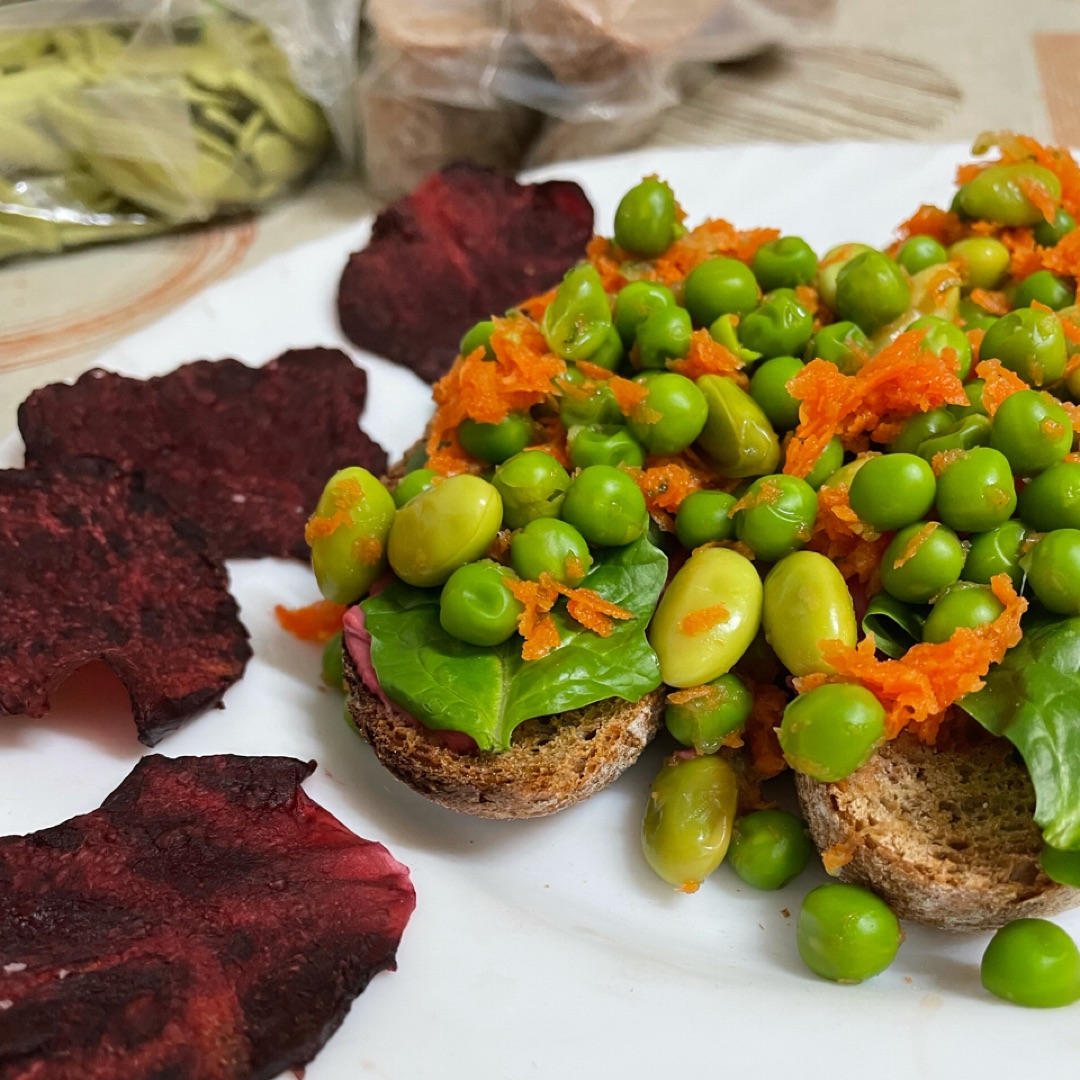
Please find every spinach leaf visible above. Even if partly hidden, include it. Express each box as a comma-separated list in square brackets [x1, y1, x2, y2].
[360, 537, 667, 751]
[962, 616, 1080, 851]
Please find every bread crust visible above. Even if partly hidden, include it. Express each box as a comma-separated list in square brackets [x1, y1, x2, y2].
[344, 651, 664, 819]
[796, 732, 1080, 931]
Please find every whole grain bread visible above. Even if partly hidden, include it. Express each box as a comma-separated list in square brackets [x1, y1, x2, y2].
[344, 651, 664, 819]
[796, 729, 1080, 931]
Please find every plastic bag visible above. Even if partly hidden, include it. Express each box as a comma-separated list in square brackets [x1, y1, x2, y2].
[0, 0, 362, 262]
[357, 0, 803, 197]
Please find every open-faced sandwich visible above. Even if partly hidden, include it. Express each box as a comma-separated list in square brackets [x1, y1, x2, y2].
[305, 134, 1080, 962]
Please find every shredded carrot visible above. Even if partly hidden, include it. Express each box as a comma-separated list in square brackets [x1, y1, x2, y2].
[794, 575, 1026, 741]
[929, 450, 964, 478]
[668, 329, 746, 382]
[1041, 228, 1080, 280]
[304, 476, 364, 545]
[1060, 398, 1080, 436]
[784, 331, 967, 478]
[523, 413, 570, 468]
[806, 475, 887, 588]
[625, 461, 703, 529]
[575, 360, 616, 381]
[679, 604, 729, 636]
[353, 536, 383, 566]
[999, 227, 1043, 280]
[275, 599, 347, 643]
[517, 288, 556, 321]
[893, 204, 967, 247]
[821, 839, 857, 874]
[969, 287, 1011, 315]
[965, 132, 1080, 219]
[650, 219, 779, 284]
[1018, 174, 1059, 224]
[742, 682, 789, 780]
[975, 357, 1029, 416]
[610, 376, 651, 416]
[1061, 312, 1080, 347]
[585, 235, 628, 292]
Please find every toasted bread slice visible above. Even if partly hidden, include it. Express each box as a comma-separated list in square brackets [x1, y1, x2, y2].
[796, 730, 1080, 931]
[344, 652, 664, 819]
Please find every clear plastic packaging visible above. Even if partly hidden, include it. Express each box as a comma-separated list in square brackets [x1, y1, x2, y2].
[357, 0, 804, 197]
[0, 0, 362, 261]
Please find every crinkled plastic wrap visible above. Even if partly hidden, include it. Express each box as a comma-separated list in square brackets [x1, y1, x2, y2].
[0, 0, 362, 261]
[358, 0, 804, 198]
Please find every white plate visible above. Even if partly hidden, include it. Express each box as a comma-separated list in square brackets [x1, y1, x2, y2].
[4, 142, 1079, 1080]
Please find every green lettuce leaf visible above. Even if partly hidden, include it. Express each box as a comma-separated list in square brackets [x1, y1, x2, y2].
[360, 537, 667, 751]
[962, 616, 1080, 850]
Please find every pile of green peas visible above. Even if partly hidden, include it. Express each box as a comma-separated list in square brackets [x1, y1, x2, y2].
[310, 159, 1080, 996]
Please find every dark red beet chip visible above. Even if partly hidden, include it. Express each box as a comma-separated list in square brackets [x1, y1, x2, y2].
[18, 348, 387, 561]
[338, 163, 594, 383]
[0, 458, 250, 745]
[0, 754, 416, 1080]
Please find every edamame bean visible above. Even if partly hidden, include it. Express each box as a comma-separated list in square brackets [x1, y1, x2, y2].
[763, 551, 857, 676]
[308, 467, 397, 604]
[948, 237, 1011, 290]
[648, 547, 763, 687]
[957, 163, 1063, 226]
[641, 754, 739, 891]
[696, 374, 782, 477]
[387, 474, 503, 587]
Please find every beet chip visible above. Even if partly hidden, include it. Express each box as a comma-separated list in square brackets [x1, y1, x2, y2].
[0, 458, 250, 745]
[0, 755, 416, 1080]
[338, 163, 594, 383]
[18, 348, 387, 561]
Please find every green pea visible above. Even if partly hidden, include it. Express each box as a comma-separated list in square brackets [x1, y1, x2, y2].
[614, 177, 679, 257]
[958, 295, 1001, 333]
[586, 323, 626, 371]
[1018, 461, 1080, 531]
[627, 372, 708, 454]
[683, 257, 760, 327]
[888, 408, 954, 454]
[560, 464, 647, 547]
[458, 411, 533, 464]
[613, 280, 676, 347]
[908, 314, 973, 379]
[762, 550, 857, 676]
[739, 289, 815, 360]
[990, 388, 1073, 475]
[980, 306, 1067, 387]
[558, 367, 624, 428]
[309, 467, 397, 604]
[751, 235, 818, 291]
[1024, 528, 1080, 614]
[803, 436, 846, 490]
[734, 474, 819, 561]
[935, 447, 1017, 533]
[439, 560, 524, 646]
[1040, 845, 1080, 887]
[635, 304, 692, 370]
[896, 234, 949, 275]
[460, 319, 496, 361]
[963, 520, 1029, 588]
[958, 163, 1063, 226]
[817, 243, 872, 310]
[674, 490, 737, 549]
[492, 450, 570, 529]
[387, 474, 503, 587]
[728, 809, 814, 891]
[880, 521, 965, 603]
[510, 518, 592, 586]
[922, 581, 1005, 643]
[749, 355, 804, 431]
[696, 374, 782, 477]
[1034, 206, 1077, 247]
[709, 312, 762, 363]
[779, 683, 885, 782]
[641, 754, 739, 891]
[392, 468, 439, 508]
[981, 919, 1080, 1008]
[808, 320, 870, 375]
[948, 378, 988, 420]
[948, 237, 1011, 290]
[1014, 269, 1076, 311]
[542, 264, 613, 362]
[648, 547, 763, 687]
[664, 673, 753, 754]
[835, 250, 911, 333]
[848, 452, 936, 532]
[916, 414, 993, 460]
[568, 424, 646, 470]
[321, 630, 344, 689]
[798, 883, 902, 984]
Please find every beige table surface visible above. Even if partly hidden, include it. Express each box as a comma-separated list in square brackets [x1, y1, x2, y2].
[4, 0, 1080, 441]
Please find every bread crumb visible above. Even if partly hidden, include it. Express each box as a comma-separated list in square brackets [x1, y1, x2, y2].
[781, 908, 791, 918]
